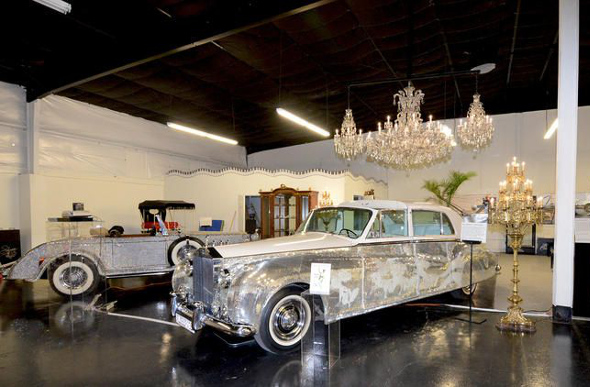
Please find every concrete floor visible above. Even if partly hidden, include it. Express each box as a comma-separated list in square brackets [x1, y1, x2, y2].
[1, 272, 590, 386]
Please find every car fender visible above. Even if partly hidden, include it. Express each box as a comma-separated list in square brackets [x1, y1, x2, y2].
[222, 256, 308, 330]
[8, 241, 105, 281]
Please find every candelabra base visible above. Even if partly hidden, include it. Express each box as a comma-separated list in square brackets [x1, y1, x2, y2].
[496, 306, 536, 333]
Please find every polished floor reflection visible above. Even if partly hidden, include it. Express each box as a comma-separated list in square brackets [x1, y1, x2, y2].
[1, 276, 589, 386]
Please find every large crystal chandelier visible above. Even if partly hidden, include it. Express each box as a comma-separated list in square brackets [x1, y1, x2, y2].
[334, 109, 364, 160]
[457, 93, 494, 151]
[366, 83, 454, 170]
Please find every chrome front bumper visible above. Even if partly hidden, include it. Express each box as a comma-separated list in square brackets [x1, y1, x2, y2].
[170, 293, 255, 338]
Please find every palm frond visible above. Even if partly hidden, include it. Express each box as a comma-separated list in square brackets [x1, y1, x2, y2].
[423, 171, 476, 208]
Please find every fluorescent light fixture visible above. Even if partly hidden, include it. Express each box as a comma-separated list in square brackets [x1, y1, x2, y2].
[276, 108, 330, 137]
[167, 122, 238, 145]
[32, 0, 72, 14]
[471, 63, 496, 74]
[544, 118, 558, 139]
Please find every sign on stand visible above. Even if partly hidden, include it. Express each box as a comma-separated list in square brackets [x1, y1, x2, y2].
[461, 214, 488, 243]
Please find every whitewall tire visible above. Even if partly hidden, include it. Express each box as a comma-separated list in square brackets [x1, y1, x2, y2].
[255, 287, 312, 354]
[168, 237, 203, 266]
[49, 257, 100, 297]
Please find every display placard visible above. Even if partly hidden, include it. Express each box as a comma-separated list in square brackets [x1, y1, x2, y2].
[461, 222, 488, 243]
[310, 263, 331, 295]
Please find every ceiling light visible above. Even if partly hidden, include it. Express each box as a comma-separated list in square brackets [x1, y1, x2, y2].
[167, 122, 238, 145]
[471, 63, 496, 74]
[544, 118, 558, 139]
[276, 108, 330, 137]
[32, 0, 72, 14]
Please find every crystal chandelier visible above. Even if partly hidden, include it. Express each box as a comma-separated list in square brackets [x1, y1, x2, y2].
[365, 83, 454, 170]
[334, 109, 364, 160]
[457, 93, 494, 151]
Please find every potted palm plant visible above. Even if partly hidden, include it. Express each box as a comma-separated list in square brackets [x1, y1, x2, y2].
[422, 171, 476, 214]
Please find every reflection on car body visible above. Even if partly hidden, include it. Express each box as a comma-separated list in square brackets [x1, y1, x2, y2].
[8, 200, 249, 297]
[171, 200, 498, 354]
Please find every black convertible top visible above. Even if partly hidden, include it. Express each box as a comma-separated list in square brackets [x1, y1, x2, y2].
[138, 200, 195, 211]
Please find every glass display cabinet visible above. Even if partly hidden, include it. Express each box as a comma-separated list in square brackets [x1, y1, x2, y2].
[259, 185, 318, 239]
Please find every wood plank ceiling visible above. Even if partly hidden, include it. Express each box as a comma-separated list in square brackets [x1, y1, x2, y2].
[2, 0, 588, 153]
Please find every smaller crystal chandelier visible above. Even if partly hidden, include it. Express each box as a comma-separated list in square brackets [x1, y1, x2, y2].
[334, 109, 364, 160]
[457, 87, 494, 151]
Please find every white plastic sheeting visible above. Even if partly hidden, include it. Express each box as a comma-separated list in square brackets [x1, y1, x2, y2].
[36, 95, 247, 178]
[0, 82, 26, 174]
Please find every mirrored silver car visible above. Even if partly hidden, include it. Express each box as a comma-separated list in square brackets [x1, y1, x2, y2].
[8, 200, 249, 297]
[171, 200, 497, 354]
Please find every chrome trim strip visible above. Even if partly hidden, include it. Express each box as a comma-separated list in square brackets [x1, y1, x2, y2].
[105, 270, 172, 279]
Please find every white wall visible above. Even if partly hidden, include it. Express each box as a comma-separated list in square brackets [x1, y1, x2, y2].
[0, 174, 20, 229]
[248, 138, 391, 182]
[0, 82, 26, 231]
[0, 80, 249, 250]
[37, 94, 247, 177]
[22, 174, 164, 249]
[164, 169, 387, 232]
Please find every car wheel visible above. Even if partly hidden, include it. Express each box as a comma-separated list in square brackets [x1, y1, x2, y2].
[48, 256, 100, 298]
[451, 283, 478, 299]
[255, 286, 312, 354]
[168, 237, 204, 266]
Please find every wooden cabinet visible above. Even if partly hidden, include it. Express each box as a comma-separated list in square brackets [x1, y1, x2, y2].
[260, 185, 318, 239]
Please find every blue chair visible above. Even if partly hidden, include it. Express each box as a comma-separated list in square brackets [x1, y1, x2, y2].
[199, 219, 224, 232]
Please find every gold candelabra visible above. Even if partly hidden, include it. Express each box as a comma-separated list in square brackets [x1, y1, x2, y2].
[488, 157, 543, 333]
[319, 191, 334, 208]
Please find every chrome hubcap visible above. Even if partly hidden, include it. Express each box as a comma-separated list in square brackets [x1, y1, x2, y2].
[273, 302, 306, 342]
[59, 266, 88, 289]
[178, 245, 198, 261]
[462, 283, 477, 296]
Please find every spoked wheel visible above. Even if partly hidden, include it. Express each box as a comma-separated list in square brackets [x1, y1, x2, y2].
[49, 256, 100, 298]
[168, 237, 204, 266]
[255, 287, 312, 354]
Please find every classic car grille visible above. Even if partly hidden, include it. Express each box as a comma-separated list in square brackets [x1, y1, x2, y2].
[192, 251, 214, 305]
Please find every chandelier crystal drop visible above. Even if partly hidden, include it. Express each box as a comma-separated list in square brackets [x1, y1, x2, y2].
[457, 93, 494, 151]
[334, 109, 364, 160]
[365, 83, 454, 170]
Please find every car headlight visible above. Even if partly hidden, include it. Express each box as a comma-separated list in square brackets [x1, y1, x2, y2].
[172, 261, 193, 296]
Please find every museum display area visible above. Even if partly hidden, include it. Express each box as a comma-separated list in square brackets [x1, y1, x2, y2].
[2, 0, 590, 385]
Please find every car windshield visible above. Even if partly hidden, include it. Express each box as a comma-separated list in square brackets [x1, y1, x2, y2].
[298, 207, 373, 239]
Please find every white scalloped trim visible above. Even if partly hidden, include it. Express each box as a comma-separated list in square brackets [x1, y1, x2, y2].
[166, 167, 387, 185]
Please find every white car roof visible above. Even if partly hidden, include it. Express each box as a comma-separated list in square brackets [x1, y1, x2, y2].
[336, 199, 463, 234]
[338, 200, 453, 211]
[338, 200, 407, 210]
